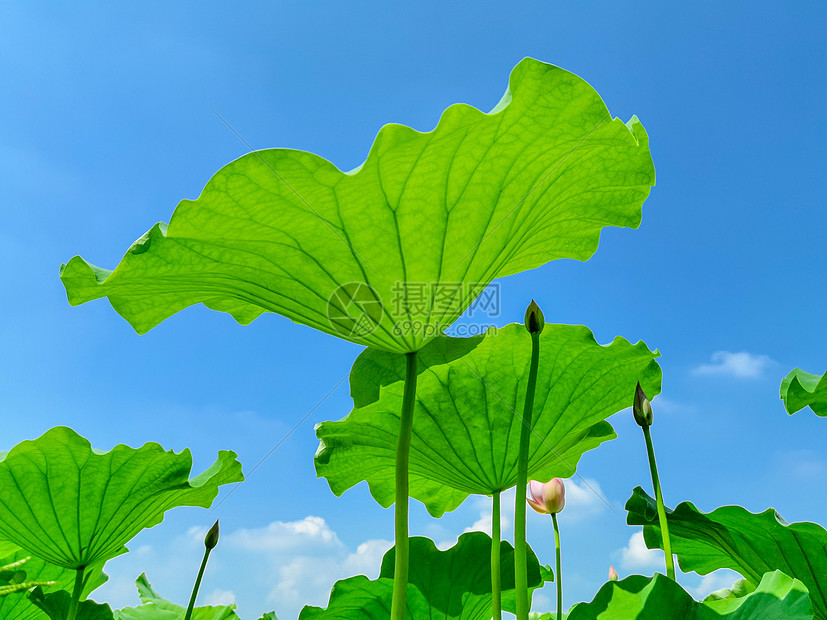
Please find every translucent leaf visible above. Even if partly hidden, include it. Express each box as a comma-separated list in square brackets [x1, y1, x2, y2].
[0, 543, 107, 620]
[28, 588, 114, 620]
[0, 427, 243, 568]
[113, 573, 242, 620]
[316, 324, 661, 516]
[780, 368, 827, 416]
[626, 487, 827, 619]
[566, 571, 812, 619]
[299, 532, 543, 619]
[60, 58, 654, 353]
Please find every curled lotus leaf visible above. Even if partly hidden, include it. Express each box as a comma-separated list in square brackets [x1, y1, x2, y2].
[60, 58, 654, 353]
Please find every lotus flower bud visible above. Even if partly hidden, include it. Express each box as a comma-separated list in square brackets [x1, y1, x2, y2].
[205, 520, 220, 550]
[609, 565, 618, 581]
[633, 382, 653, 427]
[527, 478, 565, 514]
[524, 300, 545, 335]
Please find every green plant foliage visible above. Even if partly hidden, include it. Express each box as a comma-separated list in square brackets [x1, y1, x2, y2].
[299, 533, 545, 619]
[780, 369, 827, 416]
[113, 573, 245, 620]
[626, 487, 827, 619]
[316, 324, 661, 516]
[0, 542, 107, 620]
[0, 427, 243, 569]
[60, 58, 654, 353]
[28, 588, 114, 620]
[566, 571, 812, 619]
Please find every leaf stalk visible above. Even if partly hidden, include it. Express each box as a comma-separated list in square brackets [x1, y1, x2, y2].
[514, 330, 541, 620]
[66, 566, 85, 620]
[642, 425, 675, 580]
[491, 490, 502, 619]
[185, 543, 214, 620]
[552, 512, 562, 620]
[390, 351, 419, 620]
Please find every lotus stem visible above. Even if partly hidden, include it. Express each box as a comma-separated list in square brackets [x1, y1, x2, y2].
[391, 350, 419, 620]
[515, 329, 541, 620]
[491, 490, 502, 620]
[642, 425, 675, 581]
[66, 566, 85, 620]
[185, 520, 219, 620]
[552, 512, 562, 620]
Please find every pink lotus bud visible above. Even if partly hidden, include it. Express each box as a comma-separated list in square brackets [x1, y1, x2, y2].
[609, 565, 618, 581]
[527, 478, 566, 514]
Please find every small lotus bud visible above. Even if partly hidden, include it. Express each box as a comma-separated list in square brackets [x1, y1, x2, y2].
[524, 300, 545, 334]
[205, 520, 220, 550]
[633, 382, 653, 427]
[527, 478, 565, 514]
[609, 565, 618, 581]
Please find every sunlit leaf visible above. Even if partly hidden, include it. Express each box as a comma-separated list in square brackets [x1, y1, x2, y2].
[0, 427, 243, 569]
[0, 543, 107, 620]
[780, 368, 827, 416]
[626, 487, 827, 619]
[28, 588, 114, 620]
[60, 58, 654, 353]
[316, 324, 661, 516]
[299, 533, 544, 619]
[566, 571, 812, 619]
[113, 573, 242, 620]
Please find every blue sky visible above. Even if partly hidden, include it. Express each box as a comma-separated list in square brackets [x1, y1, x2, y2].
[1, 1, 826, 618]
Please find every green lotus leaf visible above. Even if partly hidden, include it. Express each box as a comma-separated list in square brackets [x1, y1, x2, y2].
[299, 532, 543, 619]
[316, 323, 661, 516]
[0, 543, 107, 620]
[60, 58, 654, 353]
[780, 368, 827, 416]
[626, 487, 827, 619]
[566, 571, 812, 619]
[0, 426, 243, 569]
[112, 573, 243, 620]
[28, 588, 114, 620]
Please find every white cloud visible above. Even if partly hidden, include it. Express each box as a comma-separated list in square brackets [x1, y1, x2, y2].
[560, 478, 608, 521]
[93, 517, 392, 620]
[651, 395, 691, 415]
[692, 351, 774, 379]
[463, 488, 514, 536]
[619, 531, 664, 571]
[689, 569, 740, 599]
[227, 516, 340, 553]
[204, 589, 236, 606]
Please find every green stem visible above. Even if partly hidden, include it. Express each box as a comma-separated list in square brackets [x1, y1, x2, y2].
[552, 513, 562, 620]
[642, 425, 675, 581]
[514, 331, 540, 620]
[391, 351, 419, 620]
[66, 566, 85, 620]
[185, 547, 213, 620]
[491, 490, 502, 620]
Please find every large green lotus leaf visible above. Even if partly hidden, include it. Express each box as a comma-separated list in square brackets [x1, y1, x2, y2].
[299, 532, 543, 619]
[60, 58, 654, 353]
[780, 368, 827, 416]
[566, 571, 812, 619]
[0, 427, 243, 569]
[0, 543, 107, 620]
[626, 487, 827, 619]
[113, 573, 242, 620]
[315, 323, 661, 516]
